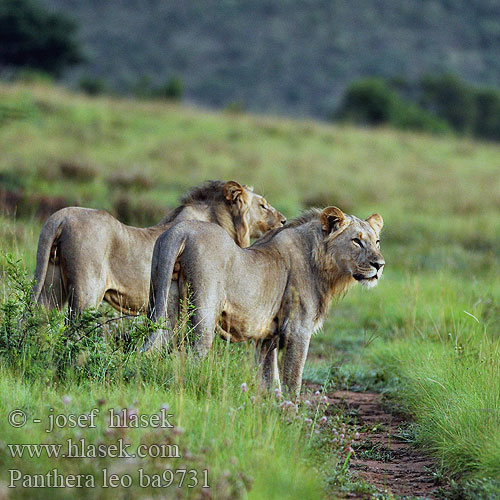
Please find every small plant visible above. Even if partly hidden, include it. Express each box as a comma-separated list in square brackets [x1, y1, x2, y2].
[156, 77, 184, 101]
[0, 253, 145, 382]
[356, 441, 393, 462]
[108, 170, 153, 191]
[59, 160, 97, 182]
[78, 76, 108, 96]
[113, 194, 165, 226]
[446, 478, 500, 500]
[0, 93, 41, 126]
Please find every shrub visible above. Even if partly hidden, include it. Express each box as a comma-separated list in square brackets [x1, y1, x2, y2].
[0, 253, 156, 382]
[113, 194, 166, 227]
[418, 74, 477, 134]
[391, 101, 450, 134]
[224, 101, 246, 114]
[78, 76, 107, 96]
[108, 170, 153, 191]
[156, 76, 184, 100]
[0, 0, 83, 76]
[59, 160, 97, 182]
[13, 68, 54, 84]
[474, 88, 500, 141]
[335, 78, 397, 125]
[132, 75, 154, 98]
[0, 92, 40, 126]
[335, 77, 450, 134]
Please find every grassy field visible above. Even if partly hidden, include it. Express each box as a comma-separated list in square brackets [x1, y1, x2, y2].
[1, 82, 500, 498]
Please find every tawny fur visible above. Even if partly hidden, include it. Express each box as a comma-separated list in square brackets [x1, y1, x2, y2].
[32, 180, 285, 317]
[144, 206, 385, 397]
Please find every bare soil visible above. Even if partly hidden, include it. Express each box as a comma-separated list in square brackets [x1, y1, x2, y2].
[328, 390, 442, 499]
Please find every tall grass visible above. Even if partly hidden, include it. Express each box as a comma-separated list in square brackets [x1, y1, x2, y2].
[370, 276, 500, 490]
[0, 256, 346, 499]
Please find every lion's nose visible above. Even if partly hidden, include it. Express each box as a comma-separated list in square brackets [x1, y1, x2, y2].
[280, 217, 287, 226]
[371, 260, 385, 271]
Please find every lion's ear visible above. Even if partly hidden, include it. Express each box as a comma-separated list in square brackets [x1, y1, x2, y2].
[366, 213, 383, 235]
[321, 206, 345, 234]
[224, 181, 244, 203]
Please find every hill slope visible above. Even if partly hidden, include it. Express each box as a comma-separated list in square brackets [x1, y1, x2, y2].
[1, 81, 499, 269]
[42, 0, 500, 118]
[1, 83, 500, 497]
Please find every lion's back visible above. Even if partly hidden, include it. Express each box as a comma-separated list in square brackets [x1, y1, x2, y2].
[47, 207, 121, 258]
[173, 220, 236, 251]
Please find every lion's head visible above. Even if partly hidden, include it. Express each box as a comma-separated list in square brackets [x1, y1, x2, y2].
[224, 181, 286, 245]
[320, 206, 385, 289]
[175, 180, 285, 248]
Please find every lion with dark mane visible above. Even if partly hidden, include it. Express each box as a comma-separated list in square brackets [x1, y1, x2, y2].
[144, 206, 385, 396]
[32, 180, 285, 316]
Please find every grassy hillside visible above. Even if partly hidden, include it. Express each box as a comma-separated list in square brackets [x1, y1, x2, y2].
[1, 82, 500, 497]
[40, 0, 500, 118]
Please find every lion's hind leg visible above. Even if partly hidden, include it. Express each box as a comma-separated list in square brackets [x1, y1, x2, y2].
[255, 338, 281, 391]
[190, 300, 218, 358]
[66, 273, 106, 321]
[39, 263, 67, 310]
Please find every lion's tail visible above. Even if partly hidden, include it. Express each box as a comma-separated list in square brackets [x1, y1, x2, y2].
[31, 212, 65, 304]
[141, 228, 186, 351]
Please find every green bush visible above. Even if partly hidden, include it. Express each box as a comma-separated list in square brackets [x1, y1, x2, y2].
[13, 68, 54, 84]
[335, 77, 450, 134]
[0, 0, 83, 76]
[0, 253, 161, 382]
[335, 78, 397, 125]
[419, 74, 477, 134]
[78, 76, 108, 96]
[391, 101, 450, 134]
[156, 76, 184, 100]
[474, 88, 500, 141]
[0, 92, 41, 126]
[336, 74, 500, 140]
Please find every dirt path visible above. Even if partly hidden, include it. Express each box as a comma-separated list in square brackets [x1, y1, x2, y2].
[327, 390, 442, 499]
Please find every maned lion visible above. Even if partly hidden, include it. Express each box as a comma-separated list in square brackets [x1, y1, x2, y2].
[32, 180, 286, 317]
[143, 206, 385, 396]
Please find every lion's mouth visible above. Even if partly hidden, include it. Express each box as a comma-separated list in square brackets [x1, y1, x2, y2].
[353, 273, 378, 282]
[353, 272, 381, 289]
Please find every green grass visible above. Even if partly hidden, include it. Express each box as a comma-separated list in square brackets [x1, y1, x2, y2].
[369, 277, 500, 480]
[1, 81, 500, 497]
[0, 365, 326, 499]
[0, 262, 337, 499]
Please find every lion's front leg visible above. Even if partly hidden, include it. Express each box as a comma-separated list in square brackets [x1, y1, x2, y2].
[281, 326, 311, 399]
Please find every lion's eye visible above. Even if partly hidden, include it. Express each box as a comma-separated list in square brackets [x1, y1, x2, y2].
[260, 204, 268, 210]
[353, 238, 363, 248]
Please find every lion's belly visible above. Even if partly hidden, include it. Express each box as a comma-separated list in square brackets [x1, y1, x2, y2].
[104, 267, 150, 313]
[103, 287, 148, 314]
[218, 303, 278, 342]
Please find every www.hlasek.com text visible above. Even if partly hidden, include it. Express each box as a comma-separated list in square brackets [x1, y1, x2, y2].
[9, 438, 180, 459]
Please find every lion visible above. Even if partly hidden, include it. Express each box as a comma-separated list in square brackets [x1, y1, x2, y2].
[32, 180, 285, 317]
[143, 206, 385, 397]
